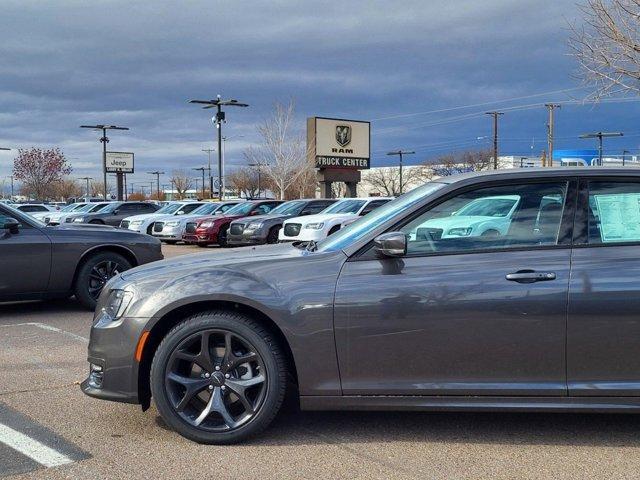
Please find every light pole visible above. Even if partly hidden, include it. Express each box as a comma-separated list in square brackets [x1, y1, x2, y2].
[248, 162, 269, 199]
[579, 132, 624, 166]
[79, 177, 92, 197]
[189, 95, 249, 200]
[202, 148, 215, 198]
[192, 167, 207, 199]
[386, 150, 415, 195]
[148, 171, 165, 200]
[80, 124, 129, 200]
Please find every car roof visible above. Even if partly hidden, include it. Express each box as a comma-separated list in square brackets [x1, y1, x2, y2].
[437, 167, 640, 184]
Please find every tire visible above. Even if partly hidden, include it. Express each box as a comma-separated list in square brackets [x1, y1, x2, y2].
[146, 225, 154, 235]
[150, 311, 287, 444]
[73, 252, 133, 310]
[266, 226, 281, 244]
[89, 219, 104, 225]
[163, 240, 178, 245]
[217, 226, 229, 247]
[481, 229, 500, 237]
[196, 243, 209, 248]
[327, 225, 341, 236]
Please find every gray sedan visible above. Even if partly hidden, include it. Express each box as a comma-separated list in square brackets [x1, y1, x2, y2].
[0, 203, 162, 309]
[83, 168, 640, 444]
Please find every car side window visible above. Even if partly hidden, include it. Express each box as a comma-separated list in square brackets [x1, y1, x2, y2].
[301, 201, 333, 215]
[180, 204, 200, 214]
[254, 204, 274, 215]
[587, 181, 640, 244]
[399, 182, 568, 255]
[220, 204, 236, 212]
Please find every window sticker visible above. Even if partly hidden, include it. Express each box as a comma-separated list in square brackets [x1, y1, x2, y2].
[593, 194, 640, 242]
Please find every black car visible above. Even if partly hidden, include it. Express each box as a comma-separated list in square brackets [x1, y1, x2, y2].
[66, 201, 159, 226]
[227, 198, 336, 246]
[0, 203, 163, 309]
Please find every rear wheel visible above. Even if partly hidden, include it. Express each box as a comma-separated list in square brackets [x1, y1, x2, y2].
[74, 252, 132, 309]
[164, 240, 178, 245]
[266, 226, 281, 244]
[150, 311, 287, 444]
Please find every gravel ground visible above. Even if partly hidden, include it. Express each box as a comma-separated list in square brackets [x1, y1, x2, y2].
[0, 243, 638, 479]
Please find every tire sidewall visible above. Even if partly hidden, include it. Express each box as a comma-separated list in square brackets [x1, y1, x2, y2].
[74, 252, 132, 310]
[150, 312, 285, 444]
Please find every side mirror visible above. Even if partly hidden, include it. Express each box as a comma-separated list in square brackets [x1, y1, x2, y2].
[113, 209, 120, 215]
[2, 218, 20, 234]
[374, 232, 406, 257]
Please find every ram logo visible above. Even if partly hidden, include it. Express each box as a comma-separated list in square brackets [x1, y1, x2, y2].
[335, 125, 352, 147]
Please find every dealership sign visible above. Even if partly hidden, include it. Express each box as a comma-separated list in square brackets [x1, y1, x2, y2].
[105, 151, 134, 173]
[307, 117, 370, 169]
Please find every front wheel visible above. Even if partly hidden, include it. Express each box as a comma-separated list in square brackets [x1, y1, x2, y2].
[150, 311, 287, 444]
[217, 226, 229, 247]
[266, 226, 281, 244]
[74, 252, 132, 309]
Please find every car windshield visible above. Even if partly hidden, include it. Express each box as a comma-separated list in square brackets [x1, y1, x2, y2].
[455, 197, 518, 217]
[316, 182, 446, 252]
[60, 203, 80, 212]
[224, 202, 253, 216]
[156, 203, 183, 214]
[90, 203, 111, 212]
[269, 201, 305, 215]
[97, 203, 122, 213]
[191, 203, 219, 215]
[77, 203, 96, 212]
[322, 199, 366, 214]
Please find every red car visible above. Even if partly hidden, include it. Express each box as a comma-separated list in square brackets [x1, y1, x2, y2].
[182, 200, 283, 247]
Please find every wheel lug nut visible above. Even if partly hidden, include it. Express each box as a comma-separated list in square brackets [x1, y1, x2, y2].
[215, 366, 220, 371]
[208, 385, 213, 390]
[225, 374, 230, 379]
[221, 386, 226, 391]
[204, 373, 210, 378]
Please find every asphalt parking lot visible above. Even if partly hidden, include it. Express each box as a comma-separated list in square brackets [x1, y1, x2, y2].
[2, 244, 640, 479]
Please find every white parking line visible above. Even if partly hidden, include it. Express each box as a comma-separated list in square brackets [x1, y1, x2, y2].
[0, 422, 73, 468]
[0, 322, 88, 343]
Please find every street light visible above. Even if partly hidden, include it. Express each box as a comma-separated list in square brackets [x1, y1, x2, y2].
[79, 177, 93, 197]
[386, 150, 415, 195]
[80, 124, 129, 200]
[248, 161, 269, 199]
[189, 95, 249, 200]
[579, 132, 624, 166]
[192, 167, 207, 199]
[148, 171, 165, 200]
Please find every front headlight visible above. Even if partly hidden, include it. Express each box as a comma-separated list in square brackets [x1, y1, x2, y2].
[446, 227, 473, 236]
[304, 222, 325, 230]
[129, 220, 143, 226]
[72, 217, 84, 223]
[165, 220, 180, 227]
[199, 220, 215, 228]
[102, 289, 134, 320]
[245, 222, 262, 231]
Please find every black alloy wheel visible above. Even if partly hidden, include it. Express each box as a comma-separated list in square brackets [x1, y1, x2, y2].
[74, 252, 132, 309]
[217, 226, 229, 247]
[151, 311, 287, 444]
[266, 226, 281, 244]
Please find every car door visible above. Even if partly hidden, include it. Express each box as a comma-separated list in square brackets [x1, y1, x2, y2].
[0, 206, 52, 296]
[334, 179, 575, 396]
[568, 178, 640, 396]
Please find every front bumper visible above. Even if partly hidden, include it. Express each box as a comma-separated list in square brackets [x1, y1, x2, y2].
[182, 230, 217, 244]
[80, 311, 149, 405]
[228, 231, 267, 246]
[279, 228, 327, 242]
[152, 225, 183, 240]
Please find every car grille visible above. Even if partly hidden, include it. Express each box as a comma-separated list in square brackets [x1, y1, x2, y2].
[44, 217, 50, 224]
[65, 217, 73, 223]
[185, 222, 197, 234]
[284, 223, 302, 237]
[416, 227, 443, 241]
[153, 222, 164, 232]
[230, 223, 244, 235]
[120, 220, 130, 229]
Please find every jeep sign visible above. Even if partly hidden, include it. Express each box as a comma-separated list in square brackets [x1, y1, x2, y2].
[308, 117, 370, 169]
[105, 151, 134, 173]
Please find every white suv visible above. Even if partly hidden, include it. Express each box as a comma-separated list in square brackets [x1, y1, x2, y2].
[279, 197, 392, 242]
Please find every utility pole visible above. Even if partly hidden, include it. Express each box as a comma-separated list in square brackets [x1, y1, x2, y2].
[189, 95, 249, 201]
[79, 177, 92, 197]
[80, 125, 129, 200]
[248, 162, 269, 199]
[386, 150, 415, 195]
[202, 148, 215, 198]
[148, 171, 165, 200]
[193, 167, 207, 199]
[580, 132, 624, 166]
[545, 104, 561, 167]
[485, 112, 504, 169]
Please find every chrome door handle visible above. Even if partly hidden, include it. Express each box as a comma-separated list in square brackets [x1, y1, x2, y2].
[505, 270, 556, 283]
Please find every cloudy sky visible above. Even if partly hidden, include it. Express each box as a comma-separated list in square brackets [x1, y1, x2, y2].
[1, 0, 639, 192]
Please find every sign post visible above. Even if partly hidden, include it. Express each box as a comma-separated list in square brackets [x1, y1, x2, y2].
[105, 152, 134, 201]
[307, 117, 370, 198]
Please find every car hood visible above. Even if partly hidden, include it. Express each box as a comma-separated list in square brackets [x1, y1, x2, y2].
[120, 243, 307, 282]
[235, 213, 288, 223]
[421, 215, 501, 229]
[124, 213, 158, 222]
[286, 213, 355, 224]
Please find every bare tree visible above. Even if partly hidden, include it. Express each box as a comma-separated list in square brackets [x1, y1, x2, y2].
[90, 181, 114, 198]
[427, 149, 493, 176]
[227, 167, 263, 198]
[569, 0, 640, 98]
[170, 170, 193, 200]
[362, 165, 433, 196]
[244, 100, 310, 200]
[52, 178, 82, 200]
[331, 182, 346, 198]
